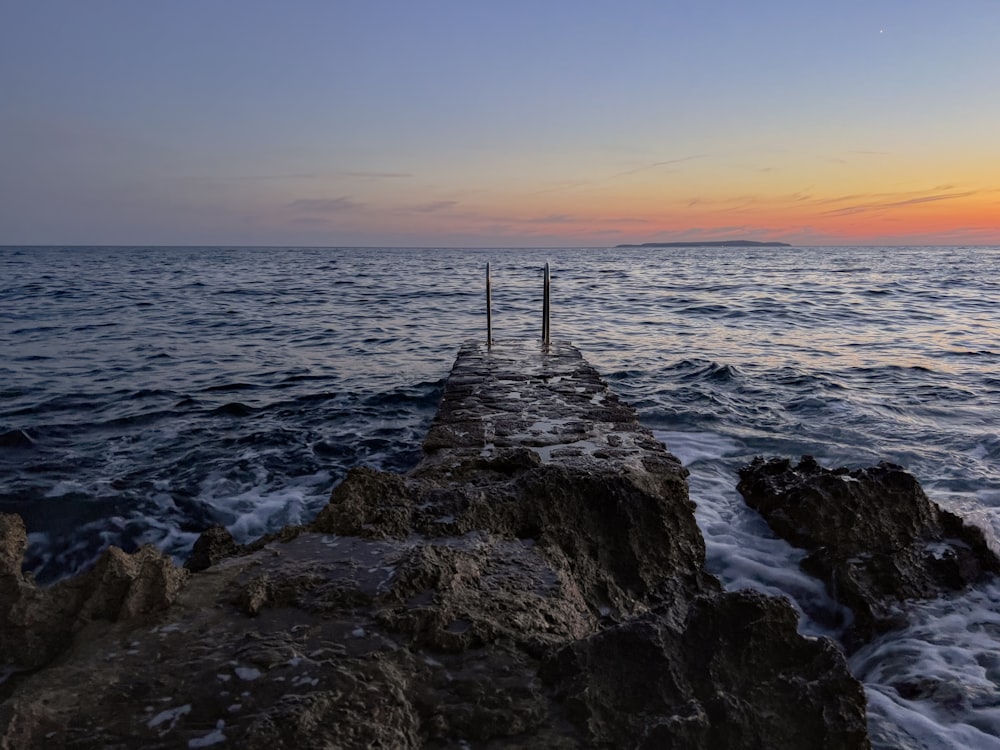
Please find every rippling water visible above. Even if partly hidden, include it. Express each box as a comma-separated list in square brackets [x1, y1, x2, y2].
[2, 244, 999, 747]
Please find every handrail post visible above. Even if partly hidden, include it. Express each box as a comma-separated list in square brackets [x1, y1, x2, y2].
[542, 262, 550, 347]
[486, 262, 493, 350]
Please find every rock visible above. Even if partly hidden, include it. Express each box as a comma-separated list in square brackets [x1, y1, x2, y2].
[185, 525, 242, 572]
[454, 462, 716, 620]
[74, 544, 188, 623]
[0, 346, 872, 747]
[543, 589, 869, 749]
[738, 456, 1000, 647]
[311, 466, 412, 538]
[0, 513, 27, 579]
[1, 513, 74, 671]
[0, 514, 188, 673]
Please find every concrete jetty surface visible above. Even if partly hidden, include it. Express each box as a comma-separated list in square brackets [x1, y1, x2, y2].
[423, 341, 678, 473]
[0, 341, 870, 749]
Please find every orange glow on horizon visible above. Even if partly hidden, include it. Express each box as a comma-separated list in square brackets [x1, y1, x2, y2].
[494, 181, 1000, 245]
[264, 149, 1000, 246]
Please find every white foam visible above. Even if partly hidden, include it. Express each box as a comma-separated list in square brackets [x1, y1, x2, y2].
[147, 703, 191, 729]
[188, 720, 226, 748]
[851, 581, 1000, 749]
[44, 480, 85, 498]
[687, 461, 851, 637]
[196, 468, 332, 544]
[969, 443, 990, 461]
[672, 428, 1000, 748]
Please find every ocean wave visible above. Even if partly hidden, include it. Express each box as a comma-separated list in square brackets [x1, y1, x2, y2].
[3, 244, 999, 745]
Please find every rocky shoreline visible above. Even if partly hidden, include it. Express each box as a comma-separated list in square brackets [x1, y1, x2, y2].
[737, 456, 1000, 651]
[2, 343, 992, 748]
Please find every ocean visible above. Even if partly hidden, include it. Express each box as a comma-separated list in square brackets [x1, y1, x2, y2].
[2, 244, 999, 747]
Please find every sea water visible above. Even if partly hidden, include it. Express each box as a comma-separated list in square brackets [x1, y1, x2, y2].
[2, 244, 999, 747]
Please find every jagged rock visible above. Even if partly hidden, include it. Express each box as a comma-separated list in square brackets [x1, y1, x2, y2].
[311, 465, 413, 538]
[0, 346, 872, 748]
[319, 457, 715, 622]
[74, 544, 188, 623]
[738, 456, 1000, 647]
[185, 525, 243, 572]
[543, 589, 869, 749]
[0, 513, 188, 673]
[1, 513, 76, 671]
[0, 514, 27, 579]
[455, 462, 716, 620]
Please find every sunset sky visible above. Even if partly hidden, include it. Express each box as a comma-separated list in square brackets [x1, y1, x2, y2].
[2, 1, 998, 247]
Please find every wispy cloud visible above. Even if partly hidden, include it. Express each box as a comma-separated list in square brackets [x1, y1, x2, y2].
[814, 193, 866, 207]
[528, 155, 710, 197]
[287, 216, 331, 226]
[823, 189, 977, 217]
[524, 214, 576, 224]
[288, 197, 362, 213]
[829, 150, 888, 166]
[611, 154, 709, 178]
[187, 170, 411, 184]
[339, 171, 412, 179]
[231, 172, 320, 182]
[674, 225, 757, 237]
[489, 212, 654, 227]
[410, 200, 458, 213]
[529, 179, 592, 196]
[181, 172, 322, 184]
[679, 193, 769, 213]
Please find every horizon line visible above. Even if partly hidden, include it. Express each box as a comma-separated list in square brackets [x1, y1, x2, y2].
[3, 243, 999, 250]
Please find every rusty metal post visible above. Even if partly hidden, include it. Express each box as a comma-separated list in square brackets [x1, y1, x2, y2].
[486, 262, 493, 350]
[542, 262, 550, 347]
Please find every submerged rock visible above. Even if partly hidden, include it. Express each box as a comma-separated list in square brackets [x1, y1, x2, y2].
[738, 456, 1000, 648]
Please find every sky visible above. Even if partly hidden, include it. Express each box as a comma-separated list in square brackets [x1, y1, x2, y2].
[1, 1, 999, 247]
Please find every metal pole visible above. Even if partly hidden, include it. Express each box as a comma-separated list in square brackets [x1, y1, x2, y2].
[542, 262, 550, 347]
[486, 262, 493, 350]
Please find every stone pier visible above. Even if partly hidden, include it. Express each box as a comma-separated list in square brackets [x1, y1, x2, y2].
[0, 342, 871, 749]
[422, 341, 678, 473]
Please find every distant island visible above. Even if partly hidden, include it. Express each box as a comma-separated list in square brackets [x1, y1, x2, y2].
[615, 240, 791, 248]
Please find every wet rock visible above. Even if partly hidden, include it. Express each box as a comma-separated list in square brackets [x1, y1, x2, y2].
[0, 346, 871, 748]
[185, 525, 243, 572]
[544, 589, 869, 749]
[74, 545, 188, 623]
[1, 513, 188, 673]
[453, 462, 716, 620]
[311, 465, 412, 538]
[1, 513, 75, 671]
[738, 456, 1000, 647]
[0, 514, 27, 579]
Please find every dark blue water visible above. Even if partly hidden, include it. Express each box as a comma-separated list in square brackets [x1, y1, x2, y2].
[2, 244, 999, 747]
